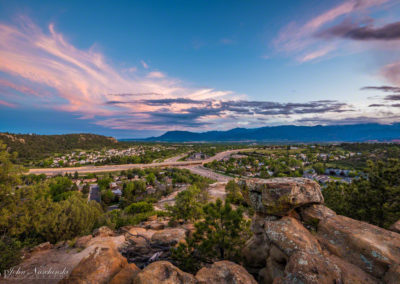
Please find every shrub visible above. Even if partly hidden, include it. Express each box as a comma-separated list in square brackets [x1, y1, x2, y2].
[124, 201, 154, 215]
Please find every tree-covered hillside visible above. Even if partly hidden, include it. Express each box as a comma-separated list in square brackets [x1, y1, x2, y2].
[0, 133, 120, 163]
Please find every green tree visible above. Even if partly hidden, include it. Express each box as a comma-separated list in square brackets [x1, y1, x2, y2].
[146, 172, 156, 185]
[101, 189, 115, 205]
[0, 142, 24, 271]
[172, 199, 250, 273]
[98, 177, 112, 190]
[313, 162, 325, 174]
[324, 159, 400, 228]
[37, 195, 102, 243]
[225, 180, 244, 205]
[167, 185, 204, 222]
[49, 176, 73, 199]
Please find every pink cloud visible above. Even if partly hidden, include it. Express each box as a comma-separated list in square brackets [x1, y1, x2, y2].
[0, 99, 16, 108]
[147, 71, 165, 79]
[299, 45, 335, 62]
[274, 0, 391, 61]
[0, 16, 235, 130]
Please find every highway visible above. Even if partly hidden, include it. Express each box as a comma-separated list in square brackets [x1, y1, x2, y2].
[181, 165, 233, 182]
[28, 149, 252, 176]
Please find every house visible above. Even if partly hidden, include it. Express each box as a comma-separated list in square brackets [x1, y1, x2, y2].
[146, 185, 156, 195]
[111, 189, 122, 196]
[83, 178, 97, 183]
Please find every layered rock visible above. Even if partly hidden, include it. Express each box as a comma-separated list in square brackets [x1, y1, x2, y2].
[246, 178, 323, 216]
[243, 178, 400, 283]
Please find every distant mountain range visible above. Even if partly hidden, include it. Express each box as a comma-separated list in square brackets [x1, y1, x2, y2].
[143, 124, 400, 143]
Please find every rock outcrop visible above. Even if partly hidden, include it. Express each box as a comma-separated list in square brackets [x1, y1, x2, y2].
[246, 178, 323, 216]
[133, 261, 197, 284]
[60, 239, 128, 284]
[301, 204, 400, 279]
[195, 260, 257, 284]
[243, 177, 400, 283]
[109, 263, 140, 284]
[150, 227, 188, 246]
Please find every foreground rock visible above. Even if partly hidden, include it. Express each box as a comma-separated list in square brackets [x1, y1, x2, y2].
[195, 261, 257, 284]
[301, 204, 400, 279]
[246, 178, 323, 216]
[133, 261, 197, 284]
[60, 239, 128, 284]
[150, 227, 188, 246]
[243, 178, 400, 283]
[389, 219, 400, 233]
[109, 263, 140, 284]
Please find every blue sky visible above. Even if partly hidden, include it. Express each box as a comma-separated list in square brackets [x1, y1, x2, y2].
[1, 0, 400, 138]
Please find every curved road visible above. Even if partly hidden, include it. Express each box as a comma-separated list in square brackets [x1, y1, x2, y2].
[28, 149, 252, 176]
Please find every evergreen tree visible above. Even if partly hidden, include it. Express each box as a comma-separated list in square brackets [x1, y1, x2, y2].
[172, 199, 250, 273]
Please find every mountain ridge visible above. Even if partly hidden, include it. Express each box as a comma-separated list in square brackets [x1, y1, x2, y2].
[142, 123, 400, 142]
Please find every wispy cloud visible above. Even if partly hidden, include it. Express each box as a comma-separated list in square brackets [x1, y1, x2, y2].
[0, 99, 16, 108]
[140, 60, 149, 69]
[147, 71, 165, 79]
[0, 15, 398, 131]
[317, 20, 400, 40]
[274, 0, 393, 62]
[0, 16, 234, 129]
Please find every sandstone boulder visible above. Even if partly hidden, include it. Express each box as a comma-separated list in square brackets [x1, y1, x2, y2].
[389, 219, 400, 234]
[326, 253, 379, 284]
[195, 260, 257, 284]
[242, 214, 271, 270]
[384, 264, 400, 284]
[246, 178, 323, 216]
[133, 261, 197, 284]
[300, 204, 400, 278]
[74, 235, 92, 249]
[60, 240, 128, 284]
[264, 216, 322, 256]
[242, 234, 270, 270]
[109, 263, 140, 284]
[150, 228, 187, 246]
[93, 226, 115, 237]
[144, 220, 166, 230]
[31, 241, 52, 252]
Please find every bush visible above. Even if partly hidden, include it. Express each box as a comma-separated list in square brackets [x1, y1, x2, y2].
[124, 201, 154, 215]
[37, 195, 103, 243]
[0, 238, 22, 272]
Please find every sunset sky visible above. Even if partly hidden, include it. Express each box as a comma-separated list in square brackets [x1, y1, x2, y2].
[1, 0, 400, 138]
